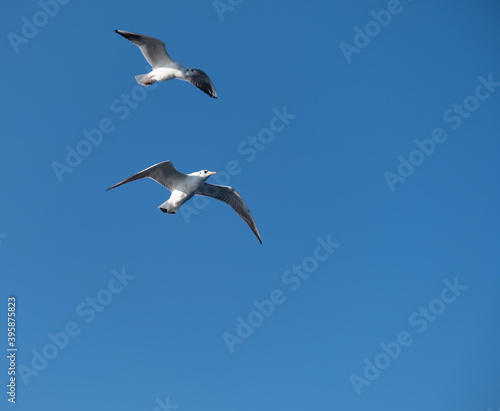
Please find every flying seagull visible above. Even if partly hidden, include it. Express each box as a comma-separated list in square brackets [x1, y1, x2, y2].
[115, 29, 217, 99]
[106, 161, 261, 244]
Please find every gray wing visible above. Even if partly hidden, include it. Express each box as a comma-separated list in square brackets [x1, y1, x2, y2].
[196, 183, 262, 244]
[115, 30, 174, 69]
[106, 161, 186, 192]
[185, 69, 217, 98]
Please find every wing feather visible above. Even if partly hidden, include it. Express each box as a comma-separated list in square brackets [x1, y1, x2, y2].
[115, 30, 174, 69]
[185, 69, 217, 98]
[106, 161, 186, 192]
[196, 183, 261, 243]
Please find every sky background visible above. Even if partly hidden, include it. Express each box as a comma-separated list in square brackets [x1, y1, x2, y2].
[1, 0, 500, 410]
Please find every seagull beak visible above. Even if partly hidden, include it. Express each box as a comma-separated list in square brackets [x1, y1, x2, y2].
[209, 171, 217, 175]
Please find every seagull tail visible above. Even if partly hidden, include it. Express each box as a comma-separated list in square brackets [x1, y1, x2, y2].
[135, 73, 155, 86]
[158, 201, 177, 215]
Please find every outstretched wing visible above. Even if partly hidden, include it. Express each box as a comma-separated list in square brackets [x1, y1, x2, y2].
[196, 183, 261, 243]
[185, 69, 217, 98]
[115, 30, 174, 69]
[106, 161, 186, 192]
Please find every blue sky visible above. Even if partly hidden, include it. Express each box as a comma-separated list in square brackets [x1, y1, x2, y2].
[1, 0, 500, 410]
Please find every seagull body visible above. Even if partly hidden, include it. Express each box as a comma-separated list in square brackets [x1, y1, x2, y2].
[115, 30, 217, 98]
[106, 161, 261, 243]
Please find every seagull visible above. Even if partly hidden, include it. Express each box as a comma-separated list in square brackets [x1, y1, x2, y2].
[106, 161, 262, 244]
[115, 29, 217, 99]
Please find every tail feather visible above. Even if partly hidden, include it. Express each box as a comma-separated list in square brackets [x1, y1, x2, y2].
[135, 73, 154, 86]
[158, 200, 177, 214]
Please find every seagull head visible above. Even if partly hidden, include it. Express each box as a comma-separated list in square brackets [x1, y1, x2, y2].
[195, 170, 217, 180]
[186, 68, 202, 77]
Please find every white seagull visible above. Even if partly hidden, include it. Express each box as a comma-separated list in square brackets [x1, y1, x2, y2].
[106, 161, 262, 244]
[115, 29, 217, 99]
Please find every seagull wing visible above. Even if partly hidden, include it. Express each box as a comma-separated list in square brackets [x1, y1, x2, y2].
[185, 69, 218, 98]
[115, 30, 174, 69]
[196, 183, 262, 243]
[106, 161, 186, 192]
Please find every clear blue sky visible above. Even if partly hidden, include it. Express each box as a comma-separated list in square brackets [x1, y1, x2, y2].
[2, 0, 500, 410]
